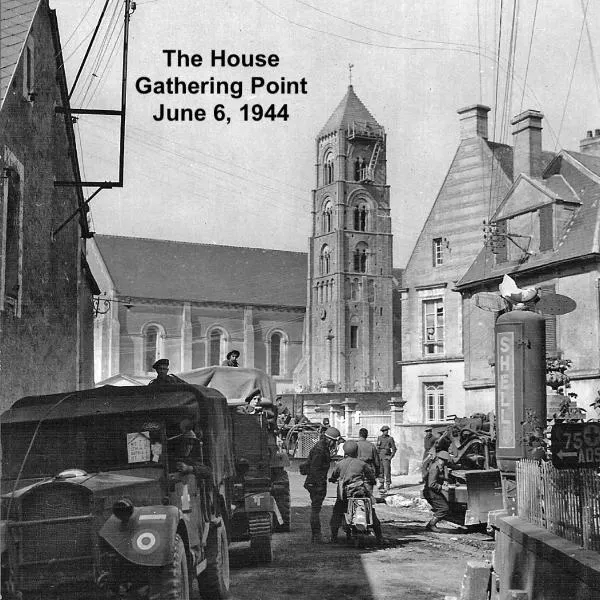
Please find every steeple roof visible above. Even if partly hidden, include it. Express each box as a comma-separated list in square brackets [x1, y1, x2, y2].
[318, 85, 381, 138]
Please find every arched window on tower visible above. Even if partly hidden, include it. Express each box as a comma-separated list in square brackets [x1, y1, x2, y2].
[324, 152, 334, 185]
[354, 158, 361, 181]
[144, 324, 164, 372]
[353, 203, 368, 231]
[322, 200, 332, 233]
[320, 245, 331, 275]
[353, 243, 368, 273]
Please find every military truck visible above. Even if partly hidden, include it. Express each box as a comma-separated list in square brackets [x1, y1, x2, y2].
[180, 367, 291, 562]
[0, 384, 234, 600]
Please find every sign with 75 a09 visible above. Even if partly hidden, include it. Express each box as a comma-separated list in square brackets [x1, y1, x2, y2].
[551, 422, 600, 469]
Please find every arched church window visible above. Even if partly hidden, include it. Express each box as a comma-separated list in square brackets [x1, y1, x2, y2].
[322, 200, 333, 233]
[324, 152, 334, 185]
[320, 245, 331, 275]
[354, 158, 361, 181]
[270, 332, 282, 376]
[353, 244, 368, 273]
[144, 324, 163, 372]
[208, 328, 227, 366]
[353, 203, 368, 231]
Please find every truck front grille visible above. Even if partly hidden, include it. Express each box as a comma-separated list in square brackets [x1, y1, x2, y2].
[13, 482, 95, 588]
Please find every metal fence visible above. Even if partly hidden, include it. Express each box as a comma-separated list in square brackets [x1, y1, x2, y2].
[516, 459, 600, 551]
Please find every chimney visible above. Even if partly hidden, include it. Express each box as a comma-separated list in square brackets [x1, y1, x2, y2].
[579, 128, 600, 157]
[511, 110, 544, 179]
[457, 104, 490, 140]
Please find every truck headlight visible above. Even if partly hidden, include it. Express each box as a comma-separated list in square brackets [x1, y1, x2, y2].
[113, 497, 134, 522]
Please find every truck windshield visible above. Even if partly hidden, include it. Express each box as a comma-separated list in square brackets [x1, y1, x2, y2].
[1, 414, 170, 481]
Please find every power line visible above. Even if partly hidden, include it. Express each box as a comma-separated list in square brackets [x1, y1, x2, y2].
[555, 0, 590, 151]
[520, 0, 538, 111]
[581, 0, 600, 113]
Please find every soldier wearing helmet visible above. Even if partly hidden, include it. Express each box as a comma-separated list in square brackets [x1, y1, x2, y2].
[423, 450, 452, 532]
[300, 426, 341, 543]
[328, 440, 383, 544]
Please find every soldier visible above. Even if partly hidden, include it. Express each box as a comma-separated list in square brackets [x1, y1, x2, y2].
[328, 441, 383, 544]
[222, 350, 240, 367]
[423, 450, 451, 532]
[148, 358, 187, 385]
[356, 428, 381, 485]
[300, 426, 341, 543]
[376, 425, 396, 492]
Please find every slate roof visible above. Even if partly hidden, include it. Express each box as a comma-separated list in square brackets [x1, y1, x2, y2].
[318, 85, 381, 138]
[0, 0, 41, 109]
[94, 235, 308, 308]
[457, 150, 600, 289]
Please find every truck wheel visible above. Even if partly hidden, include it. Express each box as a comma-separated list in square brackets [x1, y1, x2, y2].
[272, 471, 291, 532]
[198, 523, 230, 600]
[148, 534, 190, 600]
[248, 512, 273, 564]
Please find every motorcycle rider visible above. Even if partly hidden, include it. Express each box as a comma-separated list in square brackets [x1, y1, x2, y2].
[328, 440, 383, 544]
[301, 426, 342, 543]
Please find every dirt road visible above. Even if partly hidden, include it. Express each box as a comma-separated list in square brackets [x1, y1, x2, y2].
[228, 464, 494, 600]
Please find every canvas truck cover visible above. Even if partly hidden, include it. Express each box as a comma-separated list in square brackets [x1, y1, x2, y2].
[1, 384, 236, 487]
[178, 366, 276, 403]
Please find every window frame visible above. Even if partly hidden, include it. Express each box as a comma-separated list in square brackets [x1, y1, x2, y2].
[422, 298, 445, 356]
[207, 326, 228, 366]
[142, 323, 165, 373]
[423, 382, 445, 423]
[432, 237, 443, 267]
[350, 325, 359, 349]
[1, 148, 24, 316]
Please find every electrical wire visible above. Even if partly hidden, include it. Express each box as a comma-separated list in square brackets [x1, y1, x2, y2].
[58, 0, 99, 55]
[581, 0, 600, 113]
[555, 0, 590, 151]
[519, 0, 538, 112]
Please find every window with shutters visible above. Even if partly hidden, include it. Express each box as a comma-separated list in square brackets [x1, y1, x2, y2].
[539, 205, 553, 251]
[539, 285, 557, 356]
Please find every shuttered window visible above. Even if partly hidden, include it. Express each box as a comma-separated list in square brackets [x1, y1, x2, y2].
[539, 205, 554, 251]
[539, 284, 557, 356]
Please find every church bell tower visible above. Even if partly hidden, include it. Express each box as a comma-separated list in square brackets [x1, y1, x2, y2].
[305, 85, 393, 392]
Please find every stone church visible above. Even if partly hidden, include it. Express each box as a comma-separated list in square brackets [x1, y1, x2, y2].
[89, 85, 402, 397]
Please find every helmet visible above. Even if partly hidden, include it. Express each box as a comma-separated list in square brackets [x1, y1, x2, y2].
[323, 427, 341, 441]
[342, 440, 358, 457]
[380, 425, 390, 432]
[436, 451, 451, 461]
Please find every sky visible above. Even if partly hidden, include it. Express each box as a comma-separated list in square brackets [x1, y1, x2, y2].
[51, 0, 600, 267]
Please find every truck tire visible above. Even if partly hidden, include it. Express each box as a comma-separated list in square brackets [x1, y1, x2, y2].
[148, 534, 190, 600]
[271, 471, 291, 532]
[248, 512, 273, 564]
[198, 522, 230, 600]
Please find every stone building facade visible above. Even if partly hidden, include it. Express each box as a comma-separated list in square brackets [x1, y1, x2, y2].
[301, 85, 396, 393]
[457, 116, 600, 415]
[88, 235, 307, 393]
[399, 105, 515, 436]
[0, 0, 97, 411]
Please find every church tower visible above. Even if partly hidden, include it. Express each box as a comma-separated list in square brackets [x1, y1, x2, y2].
[306, 86, 393, 392]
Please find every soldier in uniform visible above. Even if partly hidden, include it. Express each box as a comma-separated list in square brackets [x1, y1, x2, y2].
[148, 359, 187, 385]
[356, 428, 381, 486]
[423, 450, 451, 531]
[300, 427, 341, 543]
[376, 425, 396, 492]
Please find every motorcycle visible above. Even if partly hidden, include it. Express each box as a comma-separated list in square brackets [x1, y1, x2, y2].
[344, 496, 375, 547]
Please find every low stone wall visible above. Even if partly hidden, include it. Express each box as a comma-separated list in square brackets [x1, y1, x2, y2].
[494, 516, 600, 600]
